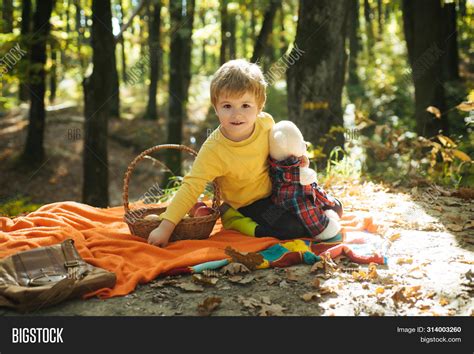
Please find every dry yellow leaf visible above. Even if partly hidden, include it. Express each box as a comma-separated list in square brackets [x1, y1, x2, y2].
[437, 134, 456, 147]
[439, 298, 449, 306]
[368, 263, 378, 280]
[312, 278, 321, 289]
[375, 287, 385, 295]
[225, 246, 263, 270]
[453, 149, 471, 162]
[389, 233, 401, 242]
[301, 292, 320, 302]
[456, 101, 474, 112]
[396, 258, 413, 265]
[426, 106, 441, 119]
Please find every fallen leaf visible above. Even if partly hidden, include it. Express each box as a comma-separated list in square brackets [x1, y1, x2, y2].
[319, 286, 335, 295]
[446, 224, 463, 232]
[312, 278, 321, 289]
[261, 296, 272, 305]
[301, 292, 320, 302]
[175, 282, 204, 292]
[238, 296, 261, 309]
[285, 269, 299, 282]
[439, 298, 449, 306]
[392, 287, 411, 304]
[221, 262, 250, 275]
[192, 274, 218, 286]
[362, 283, 369, 290]
[225, 247, 263, 270]
[389, 233, 401, 242]
[368, 263, 378, 280]
[453, 188, 474, 200]
[426, 106, 441, 119]
[258, 303, 286, 316]
[310, 261, 325, 273]
[375, 287, 385, 295]
[463, 220, 474, 230]
[197, 297, 222, 316]
[426, 291, 436, 299]
[396, 258, 413, 265]
[228, 274, 255, 284]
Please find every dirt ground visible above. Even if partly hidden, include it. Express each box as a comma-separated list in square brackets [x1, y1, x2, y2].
[0, 107, 473, 316]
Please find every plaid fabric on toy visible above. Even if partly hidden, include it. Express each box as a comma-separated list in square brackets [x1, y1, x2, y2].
[268, 156, 336, 237]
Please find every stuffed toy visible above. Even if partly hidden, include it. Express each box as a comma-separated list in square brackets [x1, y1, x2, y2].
[268, 120, 341, 241]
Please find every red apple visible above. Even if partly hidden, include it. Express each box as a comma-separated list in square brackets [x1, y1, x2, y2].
[194, 206, 213, 217]
[188, 202, 207, 217]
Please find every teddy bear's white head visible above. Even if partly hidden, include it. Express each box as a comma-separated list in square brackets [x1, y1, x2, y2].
[269, 120, 308, 161]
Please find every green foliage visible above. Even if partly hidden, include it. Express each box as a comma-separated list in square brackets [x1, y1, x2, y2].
[0, 197, 41, 217]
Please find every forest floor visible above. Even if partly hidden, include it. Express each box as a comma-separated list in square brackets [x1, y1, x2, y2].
[0, 106, 473, 316]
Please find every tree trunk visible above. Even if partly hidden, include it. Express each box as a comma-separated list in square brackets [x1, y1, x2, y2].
[251, 0, 281, 63]
[201, 8, 207, 67]
[347, 0, 361, 95]
[109, 44, 120, 118]
[82, 0, 114, 207]
[220, 0, 229, 65]
[287, 0, 349, 163]
[166, 0, 194, 178]
[377, 0, 383, 38]
[19, 0, 32, 102]
[364, 0, 374, 56]
[1, 0, 13, 33]
[228, 8, 236, 60]
[22, 0, 54, 164]
[119, 0, 128, 83]
[144, 0, 161, 120]
[441, 2, 459, 81]
[182, 0, 195, 106]
[49, 43, 57, 104]
[402, 0, 448, 137]
[75, 0, 84, 71]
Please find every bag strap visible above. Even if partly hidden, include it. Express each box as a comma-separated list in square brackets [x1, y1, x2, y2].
[61, 239, 85, 268]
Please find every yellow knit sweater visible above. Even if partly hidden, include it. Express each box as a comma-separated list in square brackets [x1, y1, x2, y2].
[160, 112, 275, 225]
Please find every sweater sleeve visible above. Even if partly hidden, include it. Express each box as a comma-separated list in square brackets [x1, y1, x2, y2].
[159, 146, 224, 225]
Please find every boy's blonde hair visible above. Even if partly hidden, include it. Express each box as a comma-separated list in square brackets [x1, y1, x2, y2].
[210, 59, 267, 109]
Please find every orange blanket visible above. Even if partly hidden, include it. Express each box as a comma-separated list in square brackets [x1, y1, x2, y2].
[0, 202, 279, 298]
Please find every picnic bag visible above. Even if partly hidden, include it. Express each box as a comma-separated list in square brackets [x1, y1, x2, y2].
[0, 239, 116, 312]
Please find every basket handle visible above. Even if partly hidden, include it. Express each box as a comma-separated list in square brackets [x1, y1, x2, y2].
[122, 144, 221, 214]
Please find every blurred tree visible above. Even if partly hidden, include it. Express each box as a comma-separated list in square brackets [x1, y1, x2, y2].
[251, 0, 281, 64]
[118, 0, 128, 83]
[19, 0, 32, 102]
[166, 0, 195, 177]
[377, 0, 383, 38]
[49, 42, 58, 103]
[144, 0, 162, 120]
[220, 0, 229, 65]
[441, 2, 460, 81]
[348, 0, 361, 91]
[1, 0, 13, 33]
[22, 0, 55, 164]
[83, 0, 115, 207]
[364, 0, 374, 56]
[287, 0, 349, 162]
[402, 0, 448, 137]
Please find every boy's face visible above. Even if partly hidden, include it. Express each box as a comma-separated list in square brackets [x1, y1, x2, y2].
[214, 91, 262, 142]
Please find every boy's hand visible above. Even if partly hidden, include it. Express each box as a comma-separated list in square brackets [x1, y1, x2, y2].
[148, 219, 176, 247]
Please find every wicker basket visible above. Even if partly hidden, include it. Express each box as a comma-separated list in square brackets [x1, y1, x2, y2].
[123, 144, 221, 241]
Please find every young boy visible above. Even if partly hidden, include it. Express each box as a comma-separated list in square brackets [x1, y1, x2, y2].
[148, 59, 314, 247]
